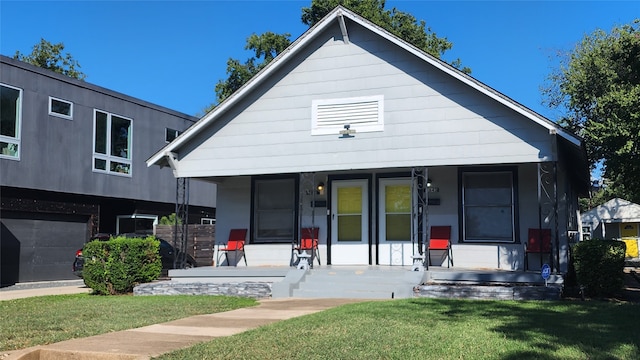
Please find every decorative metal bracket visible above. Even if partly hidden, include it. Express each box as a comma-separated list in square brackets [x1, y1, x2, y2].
[411, 167, 429, 270]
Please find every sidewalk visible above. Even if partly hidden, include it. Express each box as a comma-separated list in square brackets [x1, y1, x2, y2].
[2, 296, 364, 360]
[0, 280, 90, 301]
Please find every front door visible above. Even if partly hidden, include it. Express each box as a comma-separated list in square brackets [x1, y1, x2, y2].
[330, 179, 369, 265]
[378, 178, 414, 265]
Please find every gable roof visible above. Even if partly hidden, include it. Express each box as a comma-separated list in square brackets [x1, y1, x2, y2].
[582, 198, 640, 224]
[147, 5, 583, 168]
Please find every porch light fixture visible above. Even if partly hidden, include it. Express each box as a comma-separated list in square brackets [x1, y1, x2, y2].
[427, 178, 432, 187]
[316, 181, 325, 195]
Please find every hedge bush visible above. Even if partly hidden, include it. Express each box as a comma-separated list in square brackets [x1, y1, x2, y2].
[83, 235, 162, 295]
[572, 239, 626, 297]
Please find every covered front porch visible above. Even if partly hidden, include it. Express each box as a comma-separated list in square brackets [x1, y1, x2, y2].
[208, 162, 576, 274]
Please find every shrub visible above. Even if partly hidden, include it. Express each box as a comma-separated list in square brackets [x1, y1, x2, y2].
[572, 239, 626, 297]
[83, 235, 162, 295]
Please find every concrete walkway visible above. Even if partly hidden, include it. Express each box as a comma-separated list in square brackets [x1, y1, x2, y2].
[2, 296, 364, 360]
[0, 283, 90, 301]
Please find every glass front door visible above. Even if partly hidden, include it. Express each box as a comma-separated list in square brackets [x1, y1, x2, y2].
[378, 178, 414, 265]
[330, 179, 369, 265]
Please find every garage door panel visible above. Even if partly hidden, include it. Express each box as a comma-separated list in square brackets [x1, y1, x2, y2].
[2, 212, 88, 283]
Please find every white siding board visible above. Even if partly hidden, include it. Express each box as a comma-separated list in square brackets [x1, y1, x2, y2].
[174, 21, 555, 178]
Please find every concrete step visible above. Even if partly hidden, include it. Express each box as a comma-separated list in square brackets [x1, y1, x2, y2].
[291, 269, 424, 299]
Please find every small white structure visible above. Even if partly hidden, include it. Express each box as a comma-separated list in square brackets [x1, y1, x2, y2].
[581, 198, 640, 257]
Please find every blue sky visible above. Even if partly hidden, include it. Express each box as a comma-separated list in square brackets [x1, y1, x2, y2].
[1, 0, 637, 121]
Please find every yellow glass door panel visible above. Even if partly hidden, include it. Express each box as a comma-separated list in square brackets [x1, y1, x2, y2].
[378, 179, 414, 265]
[331, 179, 369, 265]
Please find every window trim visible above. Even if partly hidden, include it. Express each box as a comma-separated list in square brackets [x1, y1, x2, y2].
[250, 175, 299, 244]
[116, 214, 158, 234]
[165, 127, 182, 143]
[458, 167, 519, 244]
[92, 109, 133, 177]
[311, 95, 384, 135]
[0, 83, 23, 160]
[48, 96, 73, 120]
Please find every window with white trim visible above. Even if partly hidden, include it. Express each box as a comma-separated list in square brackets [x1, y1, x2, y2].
[49, 96, 73, 119]
[461, 170, 517, 243]
[93, 109, 132, 176]
[311, 95, 384, 135]
[253, 177, 297, 243]
[201, 218, 216, 225]
[0, 83, 22, 159]
[165, 128, 182, 143]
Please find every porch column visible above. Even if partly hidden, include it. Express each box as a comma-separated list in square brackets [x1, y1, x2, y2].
[298, 172, 320, 267]
[537, 162, 559, 272]
[174, 177, 189, 269]
[411, 167, 429, 270]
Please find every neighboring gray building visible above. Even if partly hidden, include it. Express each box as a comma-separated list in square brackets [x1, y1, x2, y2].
[1, 55, 216, 285]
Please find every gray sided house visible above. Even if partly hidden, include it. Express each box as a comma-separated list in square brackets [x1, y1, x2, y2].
[148, 7, 589, 273]
[1, 55, 216, 285]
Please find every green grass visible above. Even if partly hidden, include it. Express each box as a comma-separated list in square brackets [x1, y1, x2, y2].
[0, 294, 256, 351]
[156, 299, 640, 360]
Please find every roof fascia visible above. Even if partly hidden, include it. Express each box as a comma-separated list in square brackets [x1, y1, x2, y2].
[333, 10, 582, 148]
[147, 5, 582, 166]
[147, 6, 348, 167]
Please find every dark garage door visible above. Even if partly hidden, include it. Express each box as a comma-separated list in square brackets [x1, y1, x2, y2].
[1, 212, 89, 284]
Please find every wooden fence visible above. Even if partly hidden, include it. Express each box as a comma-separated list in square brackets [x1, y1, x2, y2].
[155, 224, 216, 266]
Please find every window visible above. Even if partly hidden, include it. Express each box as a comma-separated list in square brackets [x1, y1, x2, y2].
[93, 109, 132, 175]
[253, 177, 297, 243]
[383, 182, 412, 241]
[201, 218, 216, 225]
[311, 95, 384, 135]
[49, 96, 73, 119]
[0, 84, 22, 159]
[116, 214, 157, 234]
[165, 128, 182, 143]
[461, 169, 517, 243]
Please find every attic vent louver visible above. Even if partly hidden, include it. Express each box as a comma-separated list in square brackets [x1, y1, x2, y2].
[311, 95, 384, 135]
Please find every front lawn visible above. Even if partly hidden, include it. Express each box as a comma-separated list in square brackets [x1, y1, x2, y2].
[0, 294, 256, 351]
[156, 298, 640, 360]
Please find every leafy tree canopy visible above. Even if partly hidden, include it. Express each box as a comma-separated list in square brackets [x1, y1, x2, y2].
[301, 0, 469, 72]
[210, 32, 291, 110]
[545, 19, 640, 204]
[206, 0, 468, 113]
[14, 38, 86, 80]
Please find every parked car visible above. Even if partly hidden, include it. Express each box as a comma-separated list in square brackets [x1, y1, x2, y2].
[72, 233, 197, 278]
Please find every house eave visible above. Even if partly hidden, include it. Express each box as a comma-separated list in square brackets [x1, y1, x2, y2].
[147, 5, 583, 169]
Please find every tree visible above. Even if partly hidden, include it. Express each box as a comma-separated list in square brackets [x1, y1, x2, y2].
[209, 32, 291, 111]
[301, 0, 469, 72]
[544, 19, 640, 204]
[14, 38, 86, 80]
[206, 1, 468, 113]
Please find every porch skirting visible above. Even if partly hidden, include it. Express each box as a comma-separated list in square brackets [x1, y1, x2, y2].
[414, 284, 562, 300]
[134, 281, 272, 299]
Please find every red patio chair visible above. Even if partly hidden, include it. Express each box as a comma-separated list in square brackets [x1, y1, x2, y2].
[292, 227, 320, 268]
[216, 228, 247, 266]
[428, 226, 452, 268]
[525, 228, 552, 270]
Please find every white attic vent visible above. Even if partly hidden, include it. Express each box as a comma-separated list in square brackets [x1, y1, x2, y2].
[311, 95, 384, 135]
